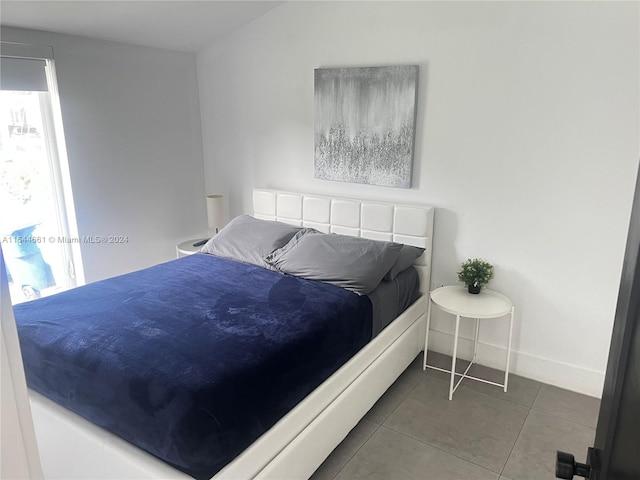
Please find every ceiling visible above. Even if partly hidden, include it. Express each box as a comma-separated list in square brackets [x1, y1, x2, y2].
[0, 1, 285, 52]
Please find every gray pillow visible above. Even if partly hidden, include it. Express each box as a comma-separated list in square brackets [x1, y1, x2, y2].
[200, 215, 301, 269]
[383, 245, 425, 281]
[266, 230, 403, 294]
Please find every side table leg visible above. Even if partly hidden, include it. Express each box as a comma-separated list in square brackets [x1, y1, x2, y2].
[423, 296, 433, 370]
[472, 317, 480, 364]
[504, 306, 515, 392]
[450, 314, 461, 400]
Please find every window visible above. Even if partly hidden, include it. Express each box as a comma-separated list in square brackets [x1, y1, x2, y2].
[0, 42, 84, 304]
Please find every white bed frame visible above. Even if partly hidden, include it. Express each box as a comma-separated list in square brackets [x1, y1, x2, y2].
[28, 188, 435, 480]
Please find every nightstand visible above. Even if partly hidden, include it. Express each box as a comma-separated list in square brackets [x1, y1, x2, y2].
[423, 285, 514, 400]
[176, 238, 209, 258]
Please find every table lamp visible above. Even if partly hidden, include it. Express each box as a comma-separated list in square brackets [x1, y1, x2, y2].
[206, 194, 225, 233]
[192, 194, 225, 247]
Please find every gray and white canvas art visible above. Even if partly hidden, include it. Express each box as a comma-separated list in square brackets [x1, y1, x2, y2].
[314, 65, 418, 188]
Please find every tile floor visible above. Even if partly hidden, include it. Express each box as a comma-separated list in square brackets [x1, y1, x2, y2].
[311, 352, 600, 480]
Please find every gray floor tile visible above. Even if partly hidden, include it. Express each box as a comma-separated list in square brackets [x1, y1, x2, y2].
[313, 355, 602, 480]
[532, 384, 600, 428]
[423, 350, 472, 380]
[310, 419, 378, 480]
[383, 375, 529, 472]
[503, 410, 595, 480]
[335, 426, 500, 480]
[425, 351, 542, 408]
[406, 353, 428, 374]
[464, 363, 542, 408]
[364, 364, 424, 425]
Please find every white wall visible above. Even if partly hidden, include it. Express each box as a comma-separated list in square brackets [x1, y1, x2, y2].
[197, 1, 639, 396]
[1, 27, 206, 283]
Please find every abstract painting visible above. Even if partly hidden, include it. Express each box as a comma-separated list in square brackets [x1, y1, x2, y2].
[314, 65, 418, 188]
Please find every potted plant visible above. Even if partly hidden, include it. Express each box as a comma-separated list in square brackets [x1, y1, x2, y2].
[458, 258, 493, 294]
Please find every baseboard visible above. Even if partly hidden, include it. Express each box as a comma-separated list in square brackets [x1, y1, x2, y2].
[427, 329, 605, 398]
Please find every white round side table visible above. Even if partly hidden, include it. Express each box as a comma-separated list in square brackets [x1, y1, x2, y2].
[423, 285, 514, 400]
[176, 238, 209, 258]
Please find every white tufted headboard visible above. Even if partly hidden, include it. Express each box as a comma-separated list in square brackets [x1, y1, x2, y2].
[252, 188, 435, 294]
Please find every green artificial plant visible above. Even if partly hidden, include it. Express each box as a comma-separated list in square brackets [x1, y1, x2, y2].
[457, 258, 494, 288]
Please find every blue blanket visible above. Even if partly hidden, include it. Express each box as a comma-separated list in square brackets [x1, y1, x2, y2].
[14, 254, 372, 478]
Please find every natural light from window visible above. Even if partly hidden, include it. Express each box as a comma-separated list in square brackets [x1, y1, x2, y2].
[0, 53, 83, 305]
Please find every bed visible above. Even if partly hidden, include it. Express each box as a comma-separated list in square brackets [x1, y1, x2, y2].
[17, 188, 435, 479]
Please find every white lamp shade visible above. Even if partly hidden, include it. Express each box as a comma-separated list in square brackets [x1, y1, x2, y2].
[206, 194, 225, 231]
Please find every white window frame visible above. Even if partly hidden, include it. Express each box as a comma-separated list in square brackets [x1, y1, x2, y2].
[1, 41, 85, 291]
